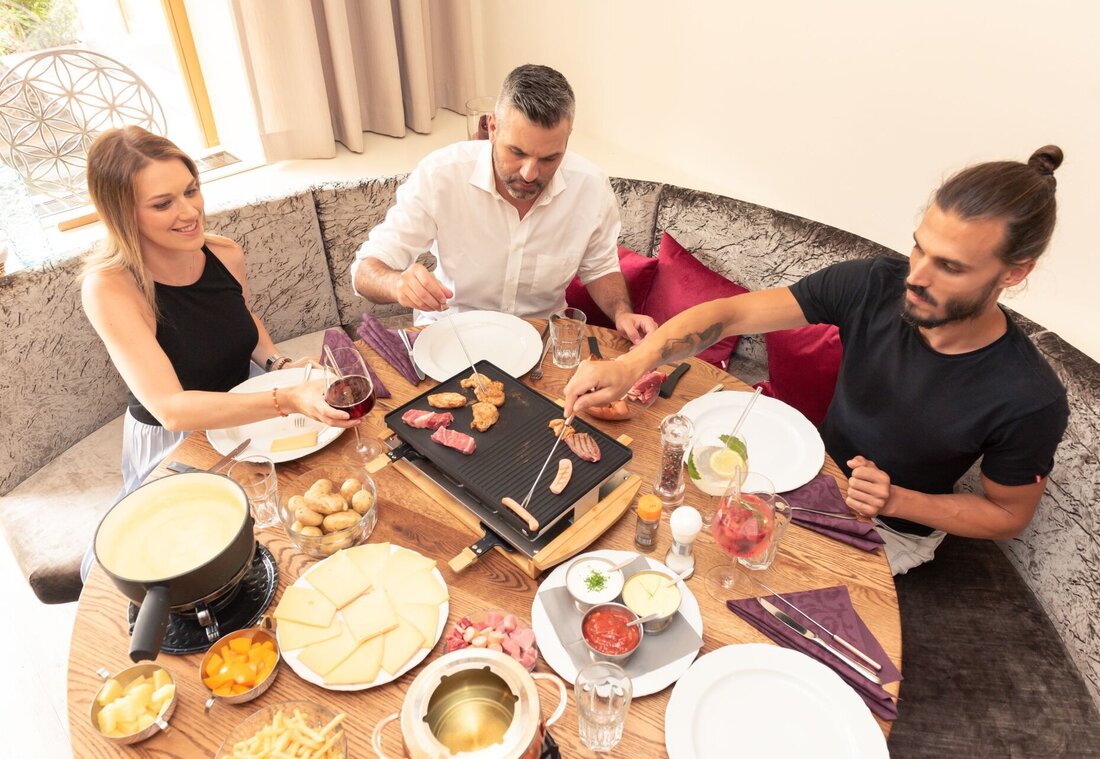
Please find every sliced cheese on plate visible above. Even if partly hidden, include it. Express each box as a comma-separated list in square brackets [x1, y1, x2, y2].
[381, 617, 425, 675]
[325, 634, 385, 686]
[307, 549, 371, 609]
[385, 568, 448, 606]
[271, 430, 319, 452]
[380, 547, 437, 587]
[344, 590, 399, 644]
[273, 585, 337, 628]
[298, 621, 358, 677]
[346, 542, 391, 585]
[397, 603, 440, 644]
[276, 616, 342, 650]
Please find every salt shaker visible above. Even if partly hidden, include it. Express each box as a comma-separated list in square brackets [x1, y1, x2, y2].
[653, 414, 694, 511]
[665, 506, 702, 579]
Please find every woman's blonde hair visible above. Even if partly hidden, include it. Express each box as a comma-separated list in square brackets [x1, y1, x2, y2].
[82, 126, 200, 314]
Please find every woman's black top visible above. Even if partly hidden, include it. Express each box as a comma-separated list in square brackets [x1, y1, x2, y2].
[127, 246, 259, 426]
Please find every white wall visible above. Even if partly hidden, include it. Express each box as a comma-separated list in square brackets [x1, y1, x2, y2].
[474, 0, 1100, 361]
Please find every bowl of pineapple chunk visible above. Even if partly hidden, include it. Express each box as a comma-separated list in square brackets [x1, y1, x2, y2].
[90, 663, 177, 744]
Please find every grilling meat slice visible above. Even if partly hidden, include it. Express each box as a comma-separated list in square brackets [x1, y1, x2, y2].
[428, 392, 468, 409]
[565, 432, 601, 462]
[470, 401, 499, 432]
[547, 418, 575, 440]
[461, 373, 506, 406]
[431, 426, 477, 454]
[401, 409, 454, 430]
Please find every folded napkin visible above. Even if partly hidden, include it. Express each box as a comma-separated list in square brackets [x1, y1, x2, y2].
[727, 585, 900, 721]
[782, 475, 885, 552]
[540, 556, 704, 680]
[321, 328, 390, 399]
[355, 313, 422, 386]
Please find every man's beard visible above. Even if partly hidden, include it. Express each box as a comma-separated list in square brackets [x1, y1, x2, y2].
[899, 277, 1000, 329]
[500, 174, 544, 200]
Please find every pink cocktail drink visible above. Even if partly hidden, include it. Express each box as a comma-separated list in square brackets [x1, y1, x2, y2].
[713, 493, 775, 561]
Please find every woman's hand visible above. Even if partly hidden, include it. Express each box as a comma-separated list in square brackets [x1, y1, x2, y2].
[281, 379, 361, 428]
[283, 356, 322, 370]
[563, 355, 646, 417]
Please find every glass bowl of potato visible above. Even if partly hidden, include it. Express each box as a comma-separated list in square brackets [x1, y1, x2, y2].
[279, 464, 378, 558]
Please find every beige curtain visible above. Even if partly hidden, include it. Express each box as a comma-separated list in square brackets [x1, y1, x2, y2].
[230, 0, 476, 160]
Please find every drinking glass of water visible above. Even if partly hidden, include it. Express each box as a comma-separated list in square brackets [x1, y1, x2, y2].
[550, 307, 587, 369]
[575, 661, 632, 752]
[228, 455, 280, 529]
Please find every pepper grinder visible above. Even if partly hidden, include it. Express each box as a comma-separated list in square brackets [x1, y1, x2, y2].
[665, 505, 702, 580]
[654, 413, 694, 512]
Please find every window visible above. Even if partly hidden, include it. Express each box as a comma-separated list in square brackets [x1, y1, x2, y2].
[0, 0, 249, 269]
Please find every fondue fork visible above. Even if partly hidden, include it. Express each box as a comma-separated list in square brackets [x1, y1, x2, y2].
[448, 316, 490, 396]
[518, 413, 576, 517]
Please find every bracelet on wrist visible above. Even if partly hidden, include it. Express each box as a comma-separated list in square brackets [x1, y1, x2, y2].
[265, 354, 291, 372]
[272, 387, 288, 417]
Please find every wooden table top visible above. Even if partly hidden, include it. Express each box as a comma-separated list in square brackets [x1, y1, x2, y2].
[68, 324, 900, 758]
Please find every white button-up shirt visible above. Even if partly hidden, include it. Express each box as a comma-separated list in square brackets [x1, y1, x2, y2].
[351, 140, 621, 325]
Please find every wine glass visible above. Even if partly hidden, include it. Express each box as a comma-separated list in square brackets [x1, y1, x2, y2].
[705, 472, 790, 601]
[322, 346, 385, 461]
[686, 431, 749, 528]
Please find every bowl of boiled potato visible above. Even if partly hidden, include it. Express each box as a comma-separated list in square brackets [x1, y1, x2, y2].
[90, 663, 177, 744]
[279, 464, 378, 558]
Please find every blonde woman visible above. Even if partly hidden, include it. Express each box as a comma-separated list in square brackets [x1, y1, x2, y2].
[81, 127, 356, 499]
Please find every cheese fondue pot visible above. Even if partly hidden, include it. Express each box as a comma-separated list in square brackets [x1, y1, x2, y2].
[93, 472, 255, 662]
[371, 648, 567, 759]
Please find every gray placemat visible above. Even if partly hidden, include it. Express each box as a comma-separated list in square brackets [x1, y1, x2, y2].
[542, 557, 703, 679]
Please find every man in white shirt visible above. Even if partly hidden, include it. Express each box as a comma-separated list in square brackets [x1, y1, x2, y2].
[351, 64, 657, 342]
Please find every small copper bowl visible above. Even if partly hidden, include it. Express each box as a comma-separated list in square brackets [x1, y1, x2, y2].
[198, 618, 280, 711]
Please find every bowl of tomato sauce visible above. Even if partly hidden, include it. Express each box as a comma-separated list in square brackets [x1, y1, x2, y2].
[580, 602, 643, 664]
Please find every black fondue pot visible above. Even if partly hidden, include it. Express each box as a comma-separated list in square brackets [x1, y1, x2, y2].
[93, 472, 255, 662]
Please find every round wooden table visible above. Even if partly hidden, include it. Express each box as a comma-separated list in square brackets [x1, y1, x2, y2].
[68, 325, 900, 757]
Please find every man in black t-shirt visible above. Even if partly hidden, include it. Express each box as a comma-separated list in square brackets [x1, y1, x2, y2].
[564, 146, 1070, 574]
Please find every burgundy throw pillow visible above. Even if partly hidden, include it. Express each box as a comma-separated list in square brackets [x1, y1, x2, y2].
[642, 233, 749, 369]
[565, 246, 659, 329]
[756, 323, 842, 426]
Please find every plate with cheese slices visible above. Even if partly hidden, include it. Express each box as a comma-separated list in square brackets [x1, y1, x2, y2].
[208, 367, 342, 463]
[273, 542, 449, 690]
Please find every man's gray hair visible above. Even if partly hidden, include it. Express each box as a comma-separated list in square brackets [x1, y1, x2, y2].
[496, 64, 575, 128]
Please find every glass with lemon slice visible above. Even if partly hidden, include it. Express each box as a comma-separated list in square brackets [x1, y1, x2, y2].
[685, 432, 748, 526]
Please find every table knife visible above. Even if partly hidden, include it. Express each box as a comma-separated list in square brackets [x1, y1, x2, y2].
[398, 328, 424, 382]
[750, 578, 883, 671]
[587, 335, 603, 360]
[659, 362, 691, 398]
[168, 437, 252, 475]
[757, 597, 882, 684]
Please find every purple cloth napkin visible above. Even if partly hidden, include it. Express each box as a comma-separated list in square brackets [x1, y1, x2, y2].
[782, 475, 885, 552]
[321, 328, 390, 399]
[727, 585, 900, 721]
[355, 313, 422, 386]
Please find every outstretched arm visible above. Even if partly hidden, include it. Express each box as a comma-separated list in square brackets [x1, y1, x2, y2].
[564, 287, 808, 415]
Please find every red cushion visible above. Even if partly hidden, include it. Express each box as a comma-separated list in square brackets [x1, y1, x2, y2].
[756, 323, 842, 426]
[565, 246, 659, 329]
[642, 233, 749, 369]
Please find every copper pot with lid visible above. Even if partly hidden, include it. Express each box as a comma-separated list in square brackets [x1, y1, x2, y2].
[371, 648, 567, 759]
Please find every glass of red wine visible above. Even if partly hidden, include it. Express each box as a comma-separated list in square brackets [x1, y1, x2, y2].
[705, 472, 791, 601]
[322, 346, 384, 462]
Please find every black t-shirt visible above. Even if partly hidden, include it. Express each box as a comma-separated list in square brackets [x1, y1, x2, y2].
[789, 257, 1068, 533]
[127, 246, 258, 426]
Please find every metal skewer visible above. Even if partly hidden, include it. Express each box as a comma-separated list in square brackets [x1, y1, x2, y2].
[448, 316, 490, 396]
[519, 413, 575, 514]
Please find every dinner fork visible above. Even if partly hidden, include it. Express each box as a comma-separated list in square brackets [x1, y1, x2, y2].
[789, 505, 860, 520]
[292, 363, 314, 427]
[529, 321, 554, 380]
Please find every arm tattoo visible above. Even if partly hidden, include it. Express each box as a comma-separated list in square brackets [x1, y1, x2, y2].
[658, 322, 724, 363]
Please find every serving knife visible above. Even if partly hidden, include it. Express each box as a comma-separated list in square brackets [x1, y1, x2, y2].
[398, 328, 424, 382]
[757, 597, 882, 684]
[168, 437, 251, 475]
[659, 362, 691, 398]
[750, 578, 882, 671]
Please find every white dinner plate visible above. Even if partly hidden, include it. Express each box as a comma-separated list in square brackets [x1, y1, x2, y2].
[206, 367, 342, 463]
[530, 549, 703, 698]
[413, 311, 542, 381]
[277, 544, 449, 691]
[665, 644, 887, 758]
[679, 391, 825, 493]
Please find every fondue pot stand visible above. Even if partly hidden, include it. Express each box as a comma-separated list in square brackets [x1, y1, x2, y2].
[93, 472, 256, 662]
[371, 648, 567, 759]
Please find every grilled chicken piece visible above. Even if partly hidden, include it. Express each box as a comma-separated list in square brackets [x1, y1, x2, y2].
[427, 392, 468, 409]
[565, 432, 601, 462]
[548, 418, 575, 440]
[470, 401, 499, 432]
[461, 373, 506, 407]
